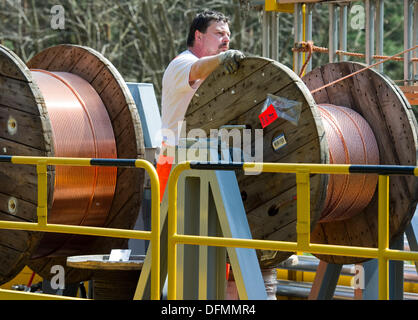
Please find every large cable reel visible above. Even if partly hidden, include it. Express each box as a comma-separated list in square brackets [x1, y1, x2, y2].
[185, 57, 418, 267]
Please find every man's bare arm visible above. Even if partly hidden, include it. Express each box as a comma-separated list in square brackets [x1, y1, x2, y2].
[189, 50, 245, 85]
[189, 54, 221, 84]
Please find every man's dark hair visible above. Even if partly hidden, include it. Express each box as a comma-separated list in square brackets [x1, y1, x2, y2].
[186, 10, 230, 47]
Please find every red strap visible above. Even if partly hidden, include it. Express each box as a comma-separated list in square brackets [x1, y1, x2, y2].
[156, 155, 174, 202]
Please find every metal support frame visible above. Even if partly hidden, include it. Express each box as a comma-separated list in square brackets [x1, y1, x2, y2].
[136, 143, 267, 300]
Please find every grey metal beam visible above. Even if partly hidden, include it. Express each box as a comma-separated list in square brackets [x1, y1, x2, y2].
[339, 3, 348, 62]
[294, 3, 304, 73]
[365, 0, 375, 66]
[262, 10, 269, 58]
[404, 0, 414, 84]
[271, 11, 279, 61]
[375, 0, 385, 72]
[329, 3, 338, 63]
[405, 209, 418, 273]
[308, 261, 342, 300]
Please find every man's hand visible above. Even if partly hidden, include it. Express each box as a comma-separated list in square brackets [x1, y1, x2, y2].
[218, 50, 245, 74]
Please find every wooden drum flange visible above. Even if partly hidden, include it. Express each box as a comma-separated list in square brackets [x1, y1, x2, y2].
[0, 44, 145, 284]
[185, 57, 418, 267]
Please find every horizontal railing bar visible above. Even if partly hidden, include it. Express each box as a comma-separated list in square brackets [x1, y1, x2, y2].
[172, 234, 418, 262]
[382, 248, 418, 262]
[0, 155, 150, 168]
[171, 234, 381, 260]
[0, 221, 152, 240]
[189, 163, 407, 175]
[189, 161, 418, 176]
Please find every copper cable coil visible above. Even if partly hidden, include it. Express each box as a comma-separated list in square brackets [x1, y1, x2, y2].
[30, 70, 117, 258]
[317, 104, 380, 222]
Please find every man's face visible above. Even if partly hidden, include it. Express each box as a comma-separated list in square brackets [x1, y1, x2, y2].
[198, 21, 230, 56]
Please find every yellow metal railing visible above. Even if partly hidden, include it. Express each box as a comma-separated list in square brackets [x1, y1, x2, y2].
[0, 156, 160, 300]
[167, 162, 418, 300]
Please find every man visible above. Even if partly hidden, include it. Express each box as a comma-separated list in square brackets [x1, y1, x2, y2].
[158, 10, 245, 196]
[157, 11, 276, 300]
[161, 10, 245, 146]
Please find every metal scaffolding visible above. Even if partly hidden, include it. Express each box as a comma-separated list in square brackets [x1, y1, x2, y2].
[259, 0, 418, 81]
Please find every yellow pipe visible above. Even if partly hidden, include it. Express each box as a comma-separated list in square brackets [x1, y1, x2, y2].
[381, 249, 418, 261]
[378, 175, 389, 300]
[170, 234, 380, 259]
[136, 159, 161, 300]
[296, 171, 310, 251]
[36, 162, 48, 226]
[173, 234, 298, 252]
[11, 156, 91, 166]
[0, 220, 153, 239]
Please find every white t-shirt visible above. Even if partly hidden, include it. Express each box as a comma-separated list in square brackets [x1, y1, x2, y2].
[161, 50, 201, 145]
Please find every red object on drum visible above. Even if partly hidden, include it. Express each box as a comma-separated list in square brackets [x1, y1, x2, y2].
[317, 104, 379, 222]
[30, 70, 117, 258]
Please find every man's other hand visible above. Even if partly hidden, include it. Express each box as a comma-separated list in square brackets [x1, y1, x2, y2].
[218, 50, 245, 74]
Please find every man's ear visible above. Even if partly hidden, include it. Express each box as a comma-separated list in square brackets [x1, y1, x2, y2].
[195, 30, 202, 42]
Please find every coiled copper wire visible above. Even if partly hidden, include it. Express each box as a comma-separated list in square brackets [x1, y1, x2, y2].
[318, 104, 379, 222]
[30, 70, 117, 257]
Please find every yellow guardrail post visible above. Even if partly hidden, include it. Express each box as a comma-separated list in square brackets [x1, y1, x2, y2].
[136, 159, 161, 300]
[296, 170, 310, 251]
[167, 162, 191, 300]
[36, 161, 48, 226]
[378, 174, 390, 300]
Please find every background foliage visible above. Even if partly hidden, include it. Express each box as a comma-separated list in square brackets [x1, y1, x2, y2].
[0, 0, 409, 106]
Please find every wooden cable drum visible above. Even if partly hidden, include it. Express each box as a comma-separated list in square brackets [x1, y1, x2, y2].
[304, 62, 418, 264]
[185, 57, 418, 267]
[0, 44, 145, 284]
